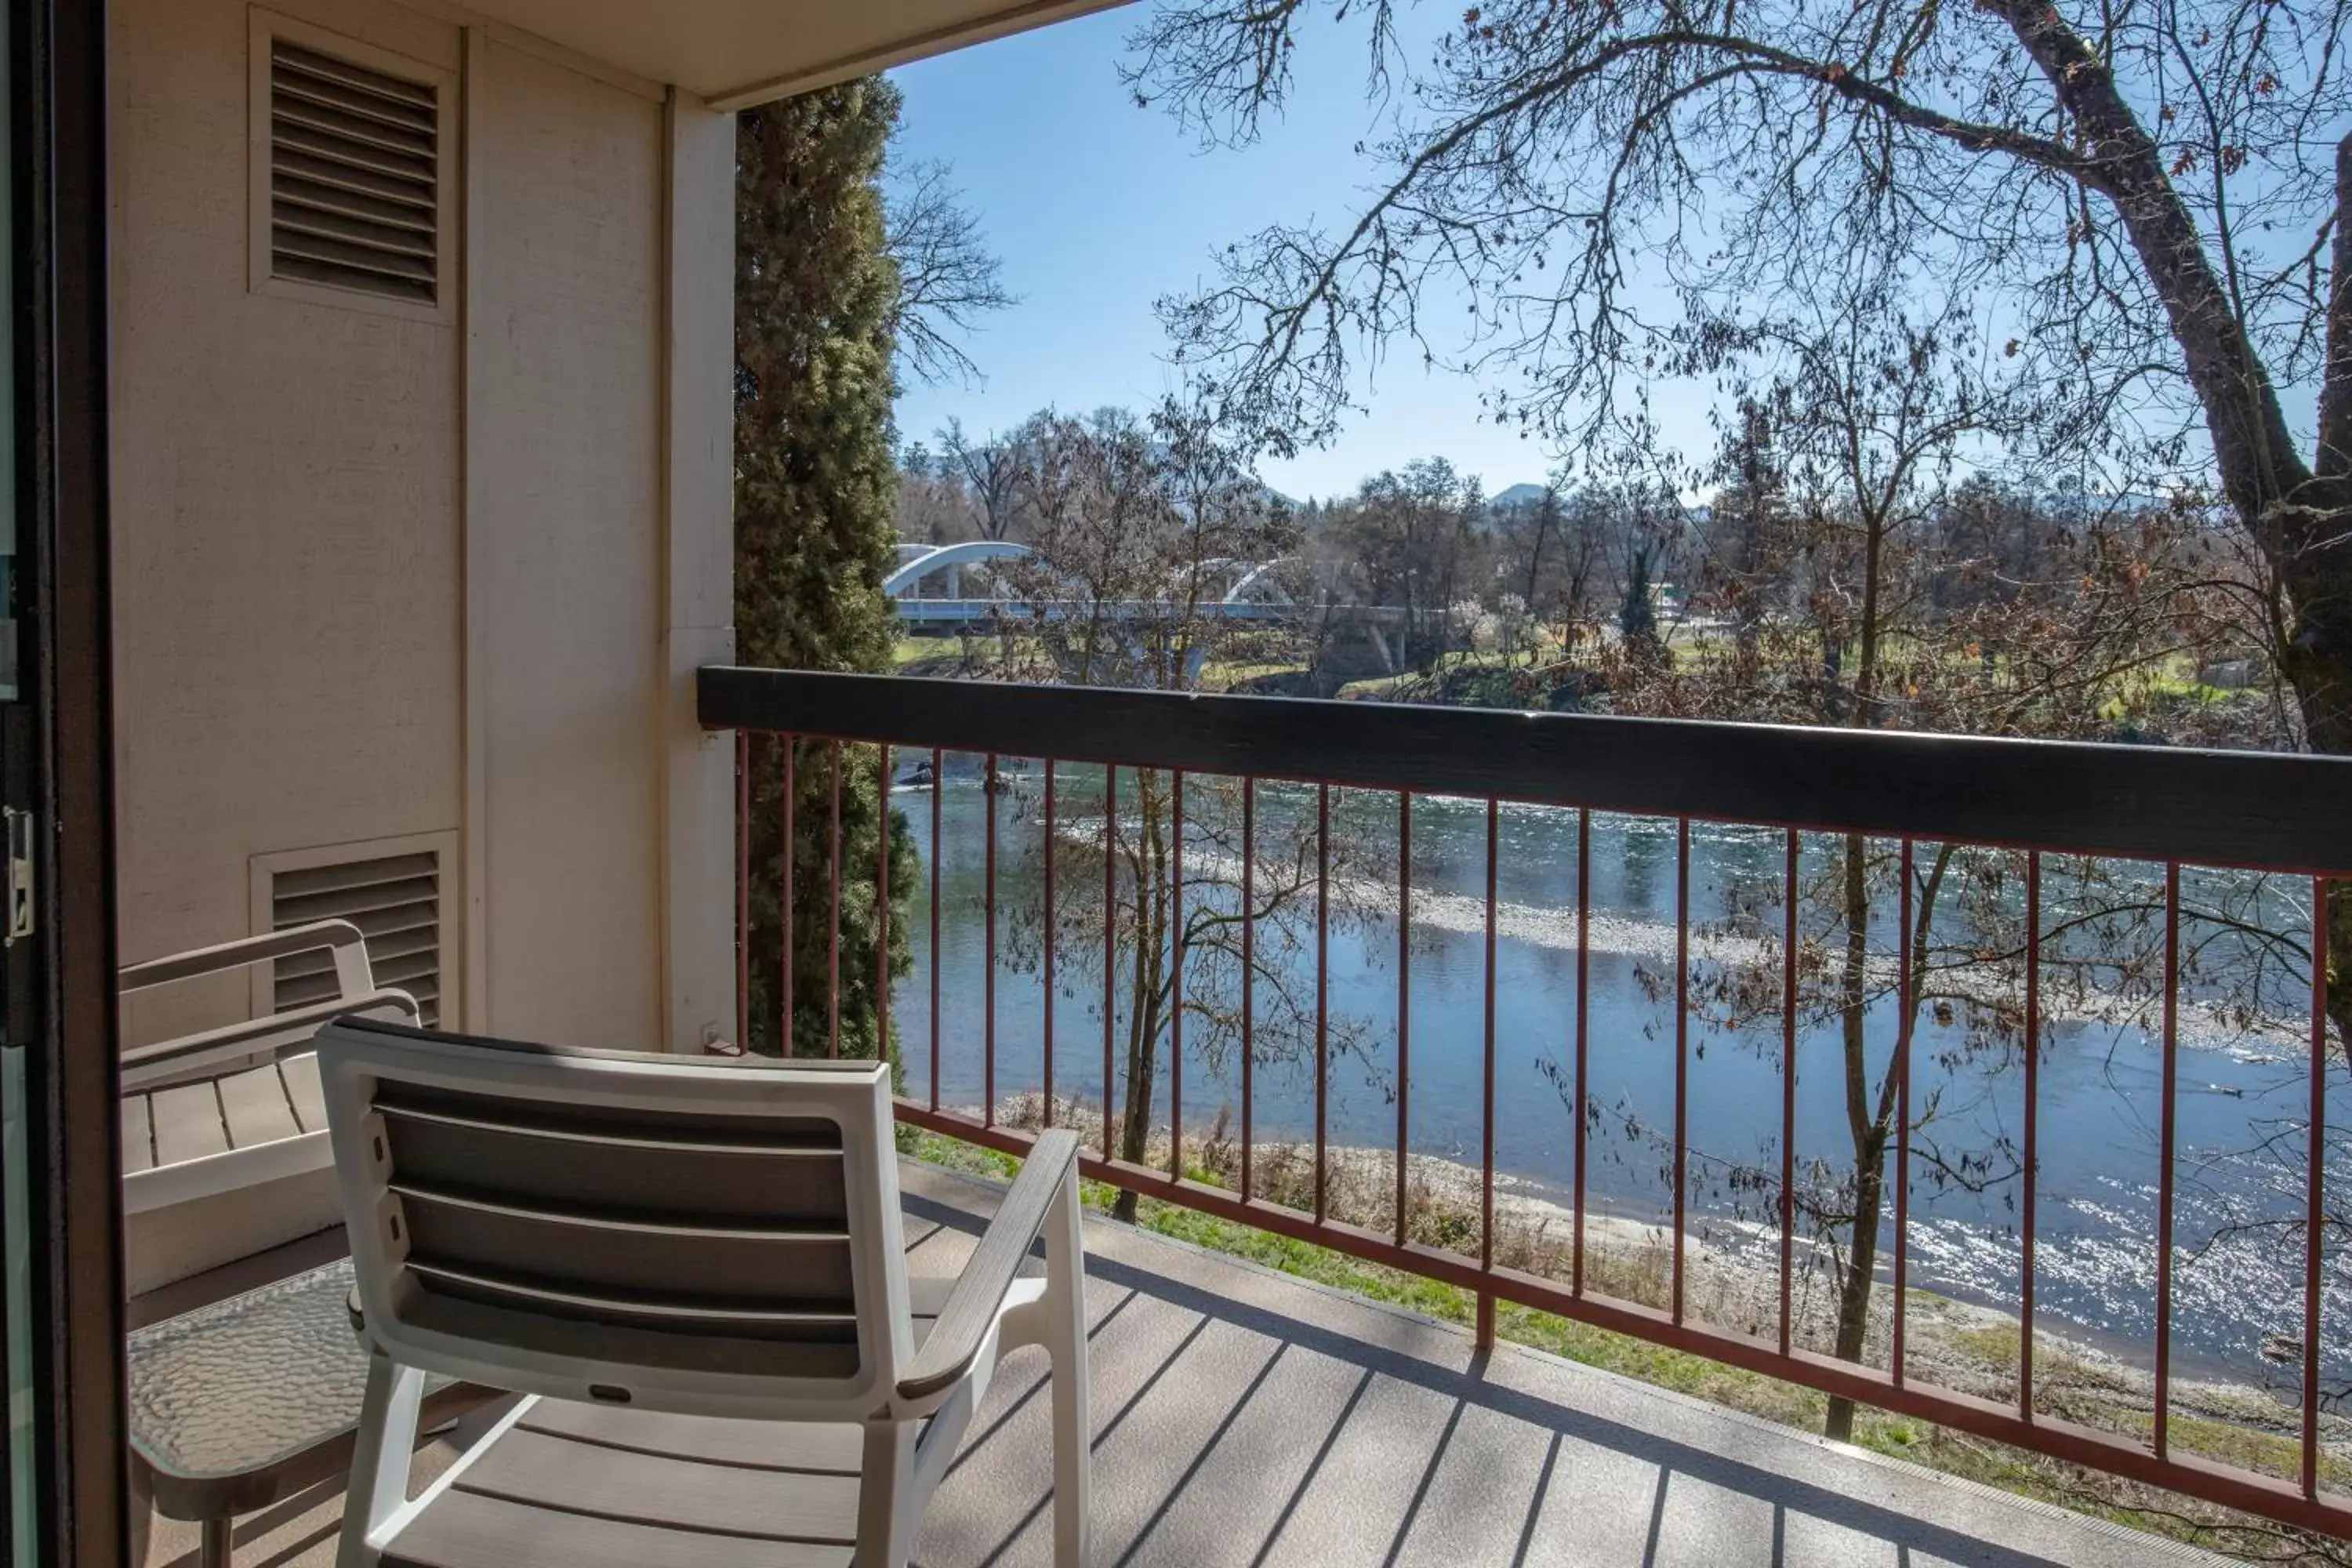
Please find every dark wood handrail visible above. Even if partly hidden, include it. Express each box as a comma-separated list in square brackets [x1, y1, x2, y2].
[699, 666, 2352, 876]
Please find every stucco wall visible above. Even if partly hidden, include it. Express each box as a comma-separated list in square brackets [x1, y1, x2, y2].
[111, 0, 466, 1046]
[111, 0, 704, 1075]
[466, 35, 666, 1048]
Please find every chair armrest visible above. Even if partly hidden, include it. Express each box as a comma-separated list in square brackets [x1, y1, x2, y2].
[897, 1129, 1082, 1403]
[121, 920, 376, 996]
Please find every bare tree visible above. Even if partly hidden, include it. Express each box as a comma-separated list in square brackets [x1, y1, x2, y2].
[895, 440, 982, 545]
[885, 156, 1017, 387]
[1127, 0, 2352, 766]
[1491, 470, 1611, 643]
[1557, 270, 2248, 1439]
[990, 401, 1385, 1221]
[1134, 0, 2352, 1028]
[1326, 456, 1484, 664]
[938, 417, 1032, 543]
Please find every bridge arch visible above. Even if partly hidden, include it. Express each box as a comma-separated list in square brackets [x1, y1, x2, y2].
[1222, 556, 1298, 607]
[882, 539, 1035, 598]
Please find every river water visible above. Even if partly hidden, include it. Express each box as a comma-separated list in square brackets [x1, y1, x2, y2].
[891, 761, 2350, 1387]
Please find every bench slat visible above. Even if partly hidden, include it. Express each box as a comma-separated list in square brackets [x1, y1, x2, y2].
[150, 1082, 229, 1167]
[217, 1064, 302, 1150]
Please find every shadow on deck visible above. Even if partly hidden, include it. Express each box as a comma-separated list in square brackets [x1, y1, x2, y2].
[140, 1160, 2222, 1568]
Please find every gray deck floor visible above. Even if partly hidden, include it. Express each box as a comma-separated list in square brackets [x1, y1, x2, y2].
[142, 1159, 2224, 1568]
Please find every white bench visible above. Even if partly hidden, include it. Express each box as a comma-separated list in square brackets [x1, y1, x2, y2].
[120, 921, 418, 1290]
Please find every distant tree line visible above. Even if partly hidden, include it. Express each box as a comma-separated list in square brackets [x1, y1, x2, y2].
[897, 405, 2273, 747]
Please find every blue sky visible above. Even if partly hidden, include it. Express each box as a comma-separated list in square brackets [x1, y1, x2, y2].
[885, 9, 1715, 503]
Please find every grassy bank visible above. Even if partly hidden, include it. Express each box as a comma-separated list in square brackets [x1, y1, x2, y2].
[907, 1117, 2352, 1566]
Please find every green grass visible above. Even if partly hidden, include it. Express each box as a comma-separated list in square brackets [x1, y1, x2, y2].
[891, 636, 942, 668]
[1336, 648, 1552, 702]
[1949, 1324, 2022, 1369]
[887, 633, 1055, 677]
[1200, 659, 1310, 691]
[905, 1129, 2343, 1562]
[2096, 658, 2236, 720]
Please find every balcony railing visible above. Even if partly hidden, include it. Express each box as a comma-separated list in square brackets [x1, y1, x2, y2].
[700, 663, 2352, 1538]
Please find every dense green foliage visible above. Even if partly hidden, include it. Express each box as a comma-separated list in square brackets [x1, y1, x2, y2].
[735, 80, 914, 1062]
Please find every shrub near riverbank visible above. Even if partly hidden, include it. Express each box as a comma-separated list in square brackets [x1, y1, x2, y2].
[913, 1096, 2352, 1566]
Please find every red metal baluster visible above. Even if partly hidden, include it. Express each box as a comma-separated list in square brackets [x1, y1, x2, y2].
[735, 730, 750, 1054]
[2020, 851, 2041, 1421]
[1241, 778, 1256, 1203]
[1316, 782, 1330, 1225]
[782, 739, 797, 1056]
[1043, 760, 1056, 1127]
[1673, 817, 1690, 1326]
[1171, 770, 1185, 1181]
[876, 744, 890, 1065]
[1103, 765, 1118, 1160]
[983, 750, 997, 1123]
[827, 741, 842, 1060]
[2156, 860, 2181, 1455]
[1573, 808, 1591, 1298]
[1780, 829, 1798, 1358]
[1479, 797, 1500, 1348]
[1893, 837, 1913, 1383]
[2306, 877, 2330, 1501]
[927, 746, 940, 1109]
[1397, 790, 1412, 1247]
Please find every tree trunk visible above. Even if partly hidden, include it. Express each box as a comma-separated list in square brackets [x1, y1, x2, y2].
[1110, 931, 1160, 1224]
[1523, 499, 1554, 612]
[1822, 518, 1891, 1442]
[1112, 773, 1169, 1224]
[1994, 5, 2352, 786]
[1824, 1129, 1889, 1443]
[1823, 829, 1882, 1443]
[2268, 505, 2352, 1059]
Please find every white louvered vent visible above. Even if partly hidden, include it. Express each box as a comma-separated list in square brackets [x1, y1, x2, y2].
[272, 851, 441, 1026]
[267, 38, 441, 305]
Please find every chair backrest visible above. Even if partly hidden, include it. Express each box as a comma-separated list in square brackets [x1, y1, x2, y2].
[315, 1015, 912, 1421]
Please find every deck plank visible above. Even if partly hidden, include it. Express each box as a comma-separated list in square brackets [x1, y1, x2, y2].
[121, 1093, 154, 1174]
[279, 1052, 328, 1132]
[384, 1486, 851, 1568]
[216, 1064, 301, 1150]
[906, 1272, 950, 1328]
[155, 1160, 2209, 1568]
[516, 1403, 862, 1475]
[148, 1081, 229, 1167]
[452, 1424, 860, 1541]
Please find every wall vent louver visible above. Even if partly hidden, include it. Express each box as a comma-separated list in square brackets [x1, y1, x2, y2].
[272, 851, 442, 1026]
[267, 38, 441, 305]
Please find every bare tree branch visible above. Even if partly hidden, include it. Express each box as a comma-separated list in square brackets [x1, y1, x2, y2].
[887, 155, 1018, 387]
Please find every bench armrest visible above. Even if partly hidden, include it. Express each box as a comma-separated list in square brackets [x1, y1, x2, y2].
[897, 1129, 1082, 1403]
[121, 919, 377, 997]
[120, 989, 419, 1088]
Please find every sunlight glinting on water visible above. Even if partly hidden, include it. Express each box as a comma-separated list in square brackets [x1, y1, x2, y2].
[894, 771, 2348, 1385]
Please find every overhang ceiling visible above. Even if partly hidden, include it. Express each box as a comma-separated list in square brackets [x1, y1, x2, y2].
[463, 0, 1137, 110]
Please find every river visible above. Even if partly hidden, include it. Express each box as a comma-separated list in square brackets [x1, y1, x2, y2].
[891, 760, 2351, 1386]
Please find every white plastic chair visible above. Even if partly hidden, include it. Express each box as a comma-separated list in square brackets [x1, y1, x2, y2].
[316, 1014, 1092, 1568]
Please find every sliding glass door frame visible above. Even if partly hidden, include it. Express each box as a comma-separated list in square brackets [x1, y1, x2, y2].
[7, 0, 127, 1562]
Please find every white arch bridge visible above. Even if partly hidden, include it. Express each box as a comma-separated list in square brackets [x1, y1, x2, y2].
[884, 541, 1298, 628]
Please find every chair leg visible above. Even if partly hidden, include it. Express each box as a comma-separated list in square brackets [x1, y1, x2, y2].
[1044, 1170, 1092, 1568]
[858, 1419, 920, 1568]
[336, 1351, 422, 1568]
